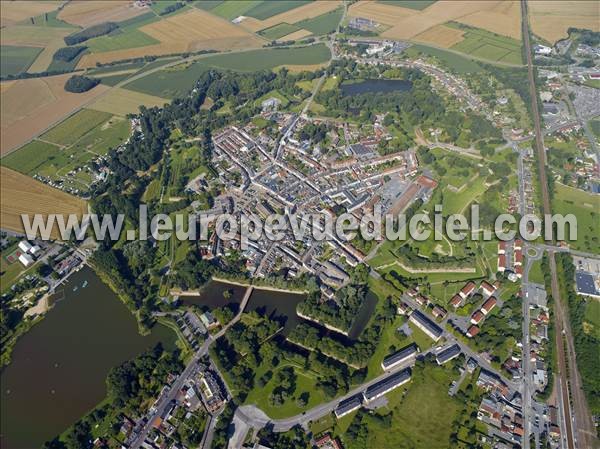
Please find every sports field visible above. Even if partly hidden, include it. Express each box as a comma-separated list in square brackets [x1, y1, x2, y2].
[448, 22, 522, 65]
[0, 45, 43, 76]
[0, 167, 87, 240]
[126, 44, 331, 98]
[0, 74, 109, 155]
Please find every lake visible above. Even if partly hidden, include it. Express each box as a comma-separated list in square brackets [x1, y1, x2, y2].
[0, 267, 176, 449]
[340, 79, 413, 96]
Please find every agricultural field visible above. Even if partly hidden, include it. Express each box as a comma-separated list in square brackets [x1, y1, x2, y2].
[448, 22, 523, 65]
[348, 1, 416, 27]
[0, 45, 43, 76]
[2, 109, 130, 193]
[246, 1, 311, 20]
[413, 25, 465, 49]
[240, 0, 341, 33]
[0, 74, 109, 155]
[529, 1, 600, 43]
[126, 44, 331, 98]
[87, 87, 169, 116]
[378, 0, 437, 10]
[209, 0, 263, 20]
[84, 13, 161, 53]
[295, 7, 344, 35]
[77, 8, 264, 68]
[0, 1, 62, 27]
[57, 1, 147, 28]
[552, 184, 600, 253]
[0, 166, 87, 239]
[455, 0, 521, 40]
[259, 23, 301, 41]
[278, 29, 312, 42]
[40, 109, 113, 146]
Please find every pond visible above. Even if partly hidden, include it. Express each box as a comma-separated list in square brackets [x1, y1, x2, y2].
[340, 79, 413, 96]
[0, 267, 176, 449]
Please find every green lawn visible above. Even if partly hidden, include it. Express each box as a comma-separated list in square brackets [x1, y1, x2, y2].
[41, 109, 113, 146]
[378, 0, 437, 10]
[259, 23, 300, 41]
[210, 0, 263, 20]
[585, 300, 600, 339]
[126, 44, 331, 98]
[0, 45, 42, 76]
[295, 7, 344, 35]
[528, 258, 545, 284]
[449, 22, 523, 65]
[552, 183, 599, 252]
[406, 44, 484, 74]
[246, 0, 310, 20]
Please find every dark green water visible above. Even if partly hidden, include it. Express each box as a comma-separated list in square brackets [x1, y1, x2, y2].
[0, 267, 175, 449]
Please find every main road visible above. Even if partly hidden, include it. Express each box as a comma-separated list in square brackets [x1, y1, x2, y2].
[521, 2, 597, 449]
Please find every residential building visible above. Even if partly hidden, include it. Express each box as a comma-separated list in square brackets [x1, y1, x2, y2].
[335, 394, 362, 418]
[363, 370, 411, 402]
[409, 310, 443, 341]
[460, 281, 476, 299]
[435, 344, 461, 365]
[381, 344, 418, 370]
[481, 297, 497, 315]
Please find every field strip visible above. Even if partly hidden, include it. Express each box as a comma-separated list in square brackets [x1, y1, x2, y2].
[241, 0, 342, 32]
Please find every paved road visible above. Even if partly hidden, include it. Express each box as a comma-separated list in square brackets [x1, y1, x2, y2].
[522, 3, 597, 449]
[130, 286, 254, 449]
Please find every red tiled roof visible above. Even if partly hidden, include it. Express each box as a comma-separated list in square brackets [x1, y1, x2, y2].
[471, 310, 484, 324]
[482, 296, 497, 314]
[467, 325, 480, 337]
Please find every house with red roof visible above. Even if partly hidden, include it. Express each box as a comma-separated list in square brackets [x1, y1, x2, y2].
[481, 296, 497, 315]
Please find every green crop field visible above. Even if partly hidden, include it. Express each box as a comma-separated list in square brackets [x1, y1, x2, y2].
[552, 184, 599, 252]
[193, 0, 224, 11]
[0, 45, 43, 76]
[85, 13, 160, 53]
[406, 44, 483, 73]
[126, 44, 331, 97]
[1, 140, 62, 175]
[25, 10, 76, 28]
[210, 0, 263, 20]
[41, 109, 113, 146]
[379, 0, 437, 10]
[259, 23, 300, 41]
[246, 0, 310, 20]
[296, 7, 343, 35]
[449, 22, 523, 65]
[98, 73, 133, 86]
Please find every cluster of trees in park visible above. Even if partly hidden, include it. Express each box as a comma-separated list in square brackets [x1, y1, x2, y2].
[106, 343, 183, 411]
[297, 282, 368, 332]
[64, 75, 99, 92]
[53, 46, 87, 62]
[64, 22, 118, 45]
[299, 122, 328, 143]
[556, 253, 600, 415]
[256, 425, 311, 449]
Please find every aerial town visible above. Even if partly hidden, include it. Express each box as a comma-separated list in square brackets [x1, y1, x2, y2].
[0, 2, 598, 449]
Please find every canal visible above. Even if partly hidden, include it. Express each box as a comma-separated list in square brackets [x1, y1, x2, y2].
[0, 267, 176, 449]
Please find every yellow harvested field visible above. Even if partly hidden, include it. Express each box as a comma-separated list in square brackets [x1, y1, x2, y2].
[0, 81, 16, 94]
[0, 167, 87, 240]
[276, 62, 329, 73]
[348, 1, 416, 27]
[530, 1, 600, 43]
[87, 88, 169, 116]
[413, 24, 465, 48]
[28, 40, 64, 73]
[0, 1, 62, 27]
[278, 29, 313, 42]
[456, 1, 521, 39]
[374, 0, 516, 40]
[57, 0, 146, 27]
[1, 74, 109, 155]
[242, 1, 342, 32]
[77, 8, 264, 68]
